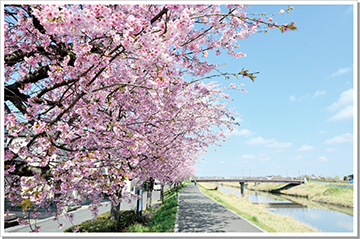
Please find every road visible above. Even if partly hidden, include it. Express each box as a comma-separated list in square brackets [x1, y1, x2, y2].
[4, 190, 162, 233]
[177, 184, 265, 233]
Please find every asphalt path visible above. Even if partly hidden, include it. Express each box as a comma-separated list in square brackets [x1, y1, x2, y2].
[177, 184, 265, 233]
[4, 190, 162, 233]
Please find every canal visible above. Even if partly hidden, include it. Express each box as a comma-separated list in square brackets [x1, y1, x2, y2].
[218, 185, 353, 233]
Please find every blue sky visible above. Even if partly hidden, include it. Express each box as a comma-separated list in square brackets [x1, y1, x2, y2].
[195, 4, 356, 178]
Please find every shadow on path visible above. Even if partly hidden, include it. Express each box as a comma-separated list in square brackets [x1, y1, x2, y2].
[178, 184, 264, 233]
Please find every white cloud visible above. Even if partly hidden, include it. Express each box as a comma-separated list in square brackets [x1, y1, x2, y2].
[299, 94, 309, 101]
[331, 67, 351, 77]
[327, 105, 353, 122]
[327, 88, 353, 111]
[267, 141, 292, 149]
[297, 145, 313, 151]
[326, 89, 353, 122]
[318, 156, 329, 162]
[244, 137, 276, 145]
[245, 136, 292, 150]
[220, 161, 225, 164]
[291, 90, 325, 102]
[241, 154, 256, 160]
[240, 154, 271, 162]
[325, 133, 353, 144]
[313, 90, 325, 98]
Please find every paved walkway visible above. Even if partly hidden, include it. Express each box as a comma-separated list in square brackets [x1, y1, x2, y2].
[177, 184, 264, 233]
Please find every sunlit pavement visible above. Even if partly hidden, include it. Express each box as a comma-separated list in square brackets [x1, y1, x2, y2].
[177, 184, 264, 233]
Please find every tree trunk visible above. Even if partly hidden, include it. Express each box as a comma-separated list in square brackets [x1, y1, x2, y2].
[146, 187, 152, 209]
[110, 202, 120, 221]
[109, 191, 122, 231]
[146, 178, 154, 209]
[160, 184, 164, 203]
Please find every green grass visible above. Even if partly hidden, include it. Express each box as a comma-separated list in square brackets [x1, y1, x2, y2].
[282, 182, 353, 207]
[128, 196, 179, 232]
[128, 183, 185, 232]
[64, 183, 186, 233]
[246, 181, 353, 208]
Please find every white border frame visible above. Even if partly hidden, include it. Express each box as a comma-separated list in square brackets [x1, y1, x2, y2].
[1, 1, 358, 238]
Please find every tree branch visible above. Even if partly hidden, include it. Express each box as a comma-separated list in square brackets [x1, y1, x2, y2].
[5, 161, 50, 177]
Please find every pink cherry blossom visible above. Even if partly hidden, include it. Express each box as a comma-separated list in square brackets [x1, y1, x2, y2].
[4, 4, 296, 232]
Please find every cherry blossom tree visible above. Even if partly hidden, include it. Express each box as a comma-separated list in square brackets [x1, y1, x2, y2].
[4, 4, 296, 232]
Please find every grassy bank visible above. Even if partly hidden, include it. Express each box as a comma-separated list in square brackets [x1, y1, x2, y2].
[199, 183, 317, 233]
[218, 181, 353, 209]
[279, 193, 354, 216]
[247, 181, 353, 208]
[64, 184, 185, 233]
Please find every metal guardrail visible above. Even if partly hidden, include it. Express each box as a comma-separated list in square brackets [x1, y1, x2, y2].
[191, 178, 304, 184]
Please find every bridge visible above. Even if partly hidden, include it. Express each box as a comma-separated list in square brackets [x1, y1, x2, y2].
[191, 177, 305, 195]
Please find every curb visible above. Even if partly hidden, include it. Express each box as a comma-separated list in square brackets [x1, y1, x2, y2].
[174, 187, 182, 233]
[174, 196, 180, 233]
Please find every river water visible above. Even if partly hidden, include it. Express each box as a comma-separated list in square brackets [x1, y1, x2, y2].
[218, 186, 353, 233]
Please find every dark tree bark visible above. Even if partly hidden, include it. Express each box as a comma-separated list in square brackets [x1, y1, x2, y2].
[146, 177, 154, 209]
[160, 183, 164, 203]
[5, 161, 50, 177]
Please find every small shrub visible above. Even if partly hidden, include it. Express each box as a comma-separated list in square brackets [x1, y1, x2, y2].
[64, 210, 136, 232]
[128, 223, 150, 232]
[251, 216, 259, 223]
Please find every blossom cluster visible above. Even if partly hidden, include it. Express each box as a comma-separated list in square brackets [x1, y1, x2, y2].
[4, 4, 296, 231]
